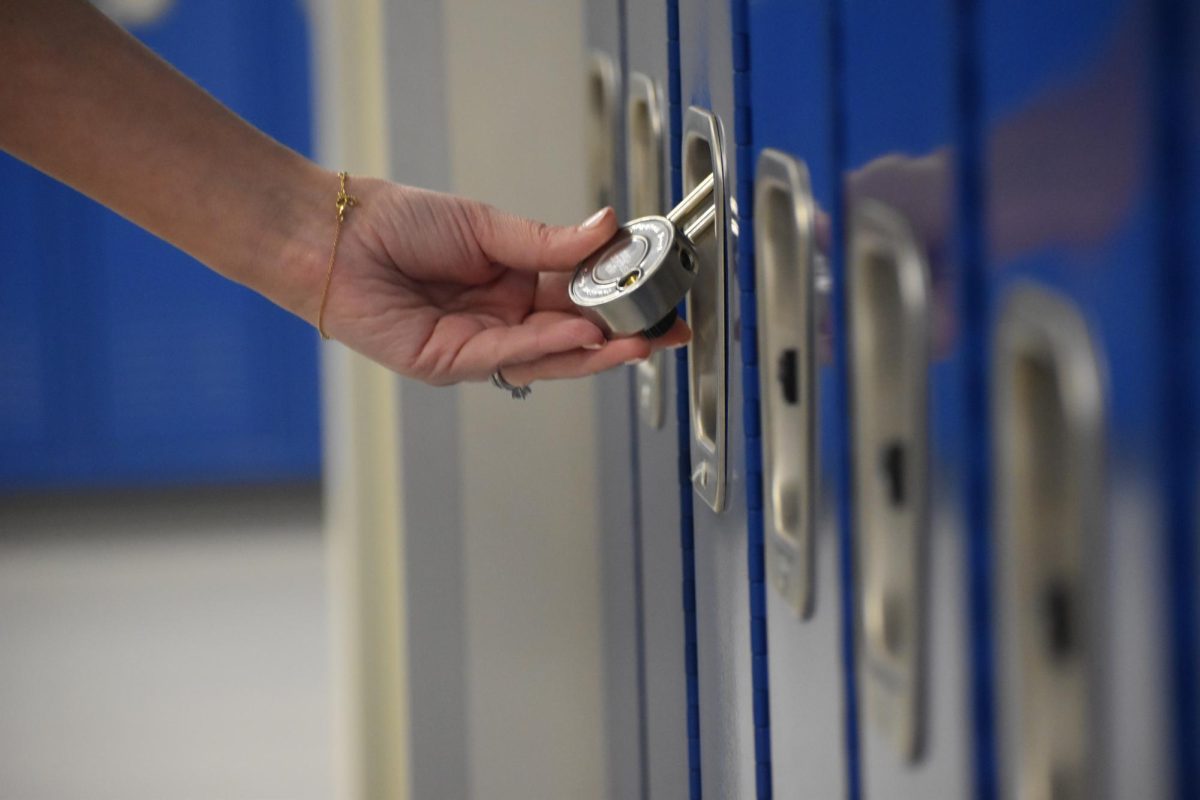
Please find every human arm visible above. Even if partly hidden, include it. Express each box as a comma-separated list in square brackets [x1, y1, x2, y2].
[0, 0, 687, 385]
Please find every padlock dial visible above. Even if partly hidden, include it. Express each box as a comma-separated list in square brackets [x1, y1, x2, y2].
[570, 216, 697, 338]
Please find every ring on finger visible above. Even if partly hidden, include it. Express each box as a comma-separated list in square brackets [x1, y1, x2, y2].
[490, 368, 532, 400]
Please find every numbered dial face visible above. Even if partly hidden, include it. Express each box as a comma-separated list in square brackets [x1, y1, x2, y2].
[570, 217, 676, 305]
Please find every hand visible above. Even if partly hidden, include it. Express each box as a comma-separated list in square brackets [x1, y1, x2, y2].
[305, 176, 690, 386]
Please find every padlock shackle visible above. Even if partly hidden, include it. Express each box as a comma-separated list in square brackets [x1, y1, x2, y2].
[667, 172, 715, 228]
[683, 203, 717, 243]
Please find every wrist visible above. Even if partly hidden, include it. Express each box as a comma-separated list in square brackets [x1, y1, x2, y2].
[237, 157, 339, 325]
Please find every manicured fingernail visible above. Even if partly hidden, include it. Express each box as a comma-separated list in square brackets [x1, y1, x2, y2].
[583, 342, 605, 350]
[581, 208, 610, 229]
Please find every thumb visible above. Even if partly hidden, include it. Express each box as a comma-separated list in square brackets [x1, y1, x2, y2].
[472, 205, 620, 272]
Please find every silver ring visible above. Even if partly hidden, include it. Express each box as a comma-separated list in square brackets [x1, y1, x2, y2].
[490, 369, 532, 400]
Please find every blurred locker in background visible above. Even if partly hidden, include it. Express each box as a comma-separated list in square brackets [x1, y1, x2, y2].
[624, 0, 691, 797]
[1182, 0, 1200, 794]
[0, 0, 320, 490]
[742, 0, 850, 797]
[980, 0, 1176, 797]
[839, 0, 973, 796]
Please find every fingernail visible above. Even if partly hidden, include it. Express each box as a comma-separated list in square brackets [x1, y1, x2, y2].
[580, 208, 610, 229]
[625, 356, 648, 365]
[668, 341, 688, 350]
[583, 342, 605, 350]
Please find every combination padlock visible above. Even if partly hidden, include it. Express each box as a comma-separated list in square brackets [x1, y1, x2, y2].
[570, 173, 716, 338]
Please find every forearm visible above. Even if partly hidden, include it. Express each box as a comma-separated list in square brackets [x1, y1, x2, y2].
[0, 0, 329, 318]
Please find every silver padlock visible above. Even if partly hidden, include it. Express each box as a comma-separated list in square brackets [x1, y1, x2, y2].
[570, 174, 716, 338]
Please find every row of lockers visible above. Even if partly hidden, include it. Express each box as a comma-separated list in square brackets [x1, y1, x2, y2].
[585, 0, 1199, 798]
[0, 1, 320, 489]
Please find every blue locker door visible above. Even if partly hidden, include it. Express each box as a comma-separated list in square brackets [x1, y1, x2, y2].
[1176, 1, 1200, 794]
[979, 1, 1174, 796]
[743, 1, 850, 798]
[839, 0, 972, 796]
[675, 0, 757, 795]
[624, 0, 691, 797]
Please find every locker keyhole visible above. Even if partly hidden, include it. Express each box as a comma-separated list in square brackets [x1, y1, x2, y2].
[778, 348, 799, 405]
[881, 440, 906, 507]
[1040, 579, 1075, 663]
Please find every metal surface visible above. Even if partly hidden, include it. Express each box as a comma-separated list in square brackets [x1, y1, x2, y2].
[627, 69, 670, 429]
[683, 108, 729, 514]
[746, 1, 849, 796]
[570, 215, 698, 337]
[848, 199, 932, 765]
[754, 148, 818, 620]
[586, 49, 621, 211]
[993, 286, 1104, 800]
[570, 173, 713, 337]
[839, 1, 977, 795]
[677, 0, 754, 792]
[585, 3, 644, 798]
[980, 2, 1173, 795]
[623, 0, 689, 795]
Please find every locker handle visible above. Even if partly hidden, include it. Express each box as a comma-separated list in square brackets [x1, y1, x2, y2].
[848, 199, 932, 763]
[755, 148, 819, 618]
[993, 284, 1104, 800]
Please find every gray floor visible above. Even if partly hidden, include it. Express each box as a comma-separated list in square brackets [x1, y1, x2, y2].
[0, 486, 332, 800]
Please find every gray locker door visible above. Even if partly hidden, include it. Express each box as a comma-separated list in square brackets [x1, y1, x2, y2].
[586, 2, 646, 798]
[676, 0, 757, 796]
[626, 1, 690, 798]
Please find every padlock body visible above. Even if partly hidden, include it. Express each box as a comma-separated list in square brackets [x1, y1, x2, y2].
[570, 215, 697, 337]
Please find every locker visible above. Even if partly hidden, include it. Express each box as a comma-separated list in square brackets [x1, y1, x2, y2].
[1175, 2, 1200, 794]
[839, 0, 972, 796]
[979, 1, 1174, 797]
[743, 1, 850, 798]
[625, 0, 691, 797]
[585, 2, 644, 797]
[0, 1, 319, 489]
[675, 0, 758, 796]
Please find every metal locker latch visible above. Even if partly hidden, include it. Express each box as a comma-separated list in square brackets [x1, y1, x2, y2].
[627, 73, 669, 429]
[585, 51, 619, 211]
[849, 199, 932, 764]
[994, 285, 1103, 800]
[682, 107, 730, 513]
[570, 173, 715, 339]
[755, 148, 819, 619]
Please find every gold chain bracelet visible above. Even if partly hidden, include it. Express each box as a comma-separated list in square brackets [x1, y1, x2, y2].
[317, 171, 359, 340]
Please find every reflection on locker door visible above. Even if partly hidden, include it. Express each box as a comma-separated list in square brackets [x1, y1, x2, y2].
[981, 1, 1174, 797]
[840, 0, 972, 796]
[585, 1, 644, 797]
[743, 1, 849, 797]
[625, 0, 690, 797]
[675, 0, 758, 796]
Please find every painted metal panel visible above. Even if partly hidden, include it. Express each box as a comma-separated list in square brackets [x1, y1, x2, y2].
[979, 1, 1174, 797]
[676, 0, 756, 796]
[743, 1, 850, 797]
[625, 1, 691, 798]
[839, 0, 972, 796]
[586, 2, 647, 798]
